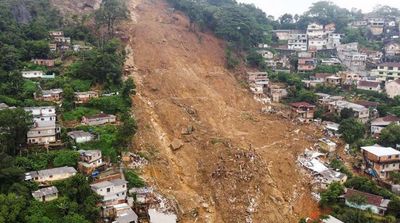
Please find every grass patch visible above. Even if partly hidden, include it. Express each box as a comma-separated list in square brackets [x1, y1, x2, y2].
[124, 170, 145, 188]
[76, 125, 120, 162]
[63, 106, 100, 121]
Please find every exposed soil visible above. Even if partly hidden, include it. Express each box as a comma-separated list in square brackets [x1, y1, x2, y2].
[124, 0, 323, 222]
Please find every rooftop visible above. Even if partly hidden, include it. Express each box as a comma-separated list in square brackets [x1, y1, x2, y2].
[32, 186, 58, 198]
[344, 188, 384, 207]
[357, 80, 380, 88]
[91, 178, 128, 190]
[68, 130, 94, 139]
[361, 144, 400, 157]
[26, 166, 77, 179]
[289, 102, 315, 108]
[84, 113, 115, 119]
[371, 115, 400, 125]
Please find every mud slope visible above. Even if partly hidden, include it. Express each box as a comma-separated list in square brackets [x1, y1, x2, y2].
[125, 0, 321, 222]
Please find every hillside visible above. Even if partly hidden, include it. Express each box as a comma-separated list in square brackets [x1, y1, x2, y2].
[123, 0, 323, 222]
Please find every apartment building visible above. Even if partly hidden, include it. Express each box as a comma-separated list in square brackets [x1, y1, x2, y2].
[371, 62, 400, 81]
[91, 179, 128, 206]
[361, 145, 400, 180]
[24, 106, 60, 145]
[288, 33, 308, 51]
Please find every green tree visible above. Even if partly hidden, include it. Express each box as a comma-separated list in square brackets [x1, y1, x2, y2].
[53, 151, 80, 167]
[379, 124, 400, 147]
[0, 108, 33, 155]
[124, 170, 145, 188]
[117, 113, 137, 147]
[340, 108, 355, 120]
[320, 182, 345, 206]
[339, 118, 365, 144]
[0, 193, 26, 223]
[95, 0, 130, 37]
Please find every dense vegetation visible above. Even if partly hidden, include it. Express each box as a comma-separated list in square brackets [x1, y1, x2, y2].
[0, 0, 137, 222]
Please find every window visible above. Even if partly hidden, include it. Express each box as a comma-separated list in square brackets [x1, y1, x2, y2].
[122, 192, 125, 195]
[389, 156, 392, 159]
[396, 155, 399, 158]
[49, 175, 53, 178]
[107, 188, 110, 193]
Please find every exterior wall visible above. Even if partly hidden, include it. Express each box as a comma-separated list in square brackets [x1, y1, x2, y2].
[34, 173, 76, 183]
[288, 34, 308, 51]
[371, 66, 400, 81]
[385, 81, 400, 98]
[22, 71, 44, 78]
[345, 200, 380, 214]
[75, 136, 93, 143]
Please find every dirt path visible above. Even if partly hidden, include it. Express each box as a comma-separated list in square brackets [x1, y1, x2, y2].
[124, 0, 322, 222]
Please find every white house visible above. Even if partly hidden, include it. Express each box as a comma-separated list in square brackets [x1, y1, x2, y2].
[67, 130, 95, 143]
[328, 100, 369, 123]
[22, 70, 45, 78]
[32, 186, 58, 202]
[78, 149, 104, 175]
[385, 79, 400, 98]
[322, 215, 344, 223]
[91, 179, 128, 206]
[25, 166, 77, 183]
[362, 145, 400, 179]
[356, 80, 381, 92]
[24, 106, 60, 145]
[288, 33, 308, 51]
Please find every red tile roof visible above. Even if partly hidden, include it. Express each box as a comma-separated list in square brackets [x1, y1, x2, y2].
[290, 102, 315, 108]
[377, 115, 400, 122]
[357, 80, 380, 88]
[315, 73, 332, 79]
[344, 188, 383, 207]
[355, 100, 379, 108]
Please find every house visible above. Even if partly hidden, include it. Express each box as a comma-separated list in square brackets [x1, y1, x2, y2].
[361, 145, 400, 179]
[49, 31, 64, 37]
[54, 36, 71, 44]
[308, 38, 327, 51]
[91, 179, 128, 206]
[371, 115, 400, 136]
[298, 57, 317, 72]
[385, 42, 400, 57]
[349, 20, 368, 28]
[78, 150, 104, 175]
[267, 84, 288, 102]
[289, 102, 315, 122]
[326, 33, 342, 49]
[344, 188, 390, 215]
[320, 58, 341, 66]
[318, 138, 337, 152]
[31, 59, 55, 67]
[22, 70, 45, 79]
[32, 186, 58, 202]
[385, 79, 400, 98]
[288, 33, 308, 51]
[272, 30, 301, 41]
[328, 100, 369, 123]
[356, 80, 381, 92]
[326, 76, 342, 86]
[67, 130, 95, 143]
[49, 43, 57, 52]
[323, 121, 340, 136]
[338, 71, 364, 85]
[313, 73, 332, 82]
[247, 72, 269, 86]
[34, 89, 63, 102]
[81, 113, 117, 126]
[24, 106, 60, 145]
[74, 91, 99, 104]
[25, 166, 77, 183]
[368, 18, 385, 35]
[371, 62, 400, 81]
[112, 203, 139, 223]
[337, 43, 367, 72]
[307, 23, 325, 39]
[359, 48, 383, 64]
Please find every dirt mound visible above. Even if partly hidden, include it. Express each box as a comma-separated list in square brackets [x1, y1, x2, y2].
[123, 0, 322, 222]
